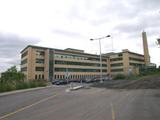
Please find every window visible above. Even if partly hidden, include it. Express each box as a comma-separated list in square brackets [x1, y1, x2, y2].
[111, 69, 123, 72]
[129, 57, 144, 62]
[110, 58, 123, 61]
[102, 69, 107, 72]
[21, 51, 28, 58]
[130, 63, 145, 67]
[42, 74, 44, 79]
[36, 51, 45, 56]
[35, 75, 37, 79]
[21, 59, 27, 65]
[21, 67, 27, 72]
[111, 63, 123, 67]
[40, 51, 45, 56]
[55, 68, 103, 72]
[39, 74, 41, 79]
[35, 67, 44, 71]
[118, 53, 122, 56]
[36, 58, 45, 64]
[55, 60, 107, 67]
[54, 54, 106, 62]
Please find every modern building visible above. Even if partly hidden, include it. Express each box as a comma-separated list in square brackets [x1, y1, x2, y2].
[104, 49, 145, 76]
[21, 46, 108, 81]
[20, 31, 154, 81]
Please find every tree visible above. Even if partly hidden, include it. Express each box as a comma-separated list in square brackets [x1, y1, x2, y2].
[7, 66, 17, 72]
[0, 66, 25, 84]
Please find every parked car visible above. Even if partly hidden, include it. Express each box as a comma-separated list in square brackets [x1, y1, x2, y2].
[84, 78, 95, 83]
[52, 79, 68, 85]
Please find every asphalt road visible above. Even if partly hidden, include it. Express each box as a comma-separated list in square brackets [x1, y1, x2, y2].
[0, 85, 160, 120]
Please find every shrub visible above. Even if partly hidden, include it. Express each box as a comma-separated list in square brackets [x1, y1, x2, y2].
[0, 83, 15, 92]
[15, 82, 29, 90]
[36, 81, 47, 87]
[0, 81, 47, 93]
[28, 81, 37, 88]
[113, 74, 126, 80]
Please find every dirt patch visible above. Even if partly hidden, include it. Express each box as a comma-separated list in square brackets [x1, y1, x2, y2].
[92, 76, 160, 89]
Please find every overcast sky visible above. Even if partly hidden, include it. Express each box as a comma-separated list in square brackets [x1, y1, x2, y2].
[0, 0, 160, 72]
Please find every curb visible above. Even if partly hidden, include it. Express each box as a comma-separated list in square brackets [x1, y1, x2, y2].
[65, 85, 84, 92]
[0, 85, 52, 97]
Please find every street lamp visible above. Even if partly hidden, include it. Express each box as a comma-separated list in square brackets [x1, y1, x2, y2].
[156, 38, 160, 47]
[90, 35, 111, 83]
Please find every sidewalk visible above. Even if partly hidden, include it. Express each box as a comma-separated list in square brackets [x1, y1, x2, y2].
[0, 85, 52, 97]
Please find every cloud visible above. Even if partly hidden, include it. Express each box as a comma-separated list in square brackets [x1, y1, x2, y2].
[52, 29, 83, 38]
[0, 0, 160, 70]
[0, 32, 39, 72]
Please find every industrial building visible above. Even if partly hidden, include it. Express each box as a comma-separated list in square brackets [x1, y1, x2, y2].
[21, 31, 154, 81]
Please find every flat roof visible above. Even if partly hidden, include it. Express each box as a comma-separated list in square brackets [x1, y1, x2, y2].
[21, 45, 144, 58]
[20, 45, 105, 58]
[103, 51, 144, 57]
[64, 48, 84, 53]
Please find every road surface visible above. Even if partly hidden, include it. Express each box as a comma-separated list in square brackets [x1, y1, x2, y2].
[0, 85, 160, 120]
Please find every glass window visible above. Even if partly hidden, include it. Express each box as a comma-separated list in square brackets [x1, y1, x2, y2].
[35, 67, 44, 71]
[36, 58, 45, 64]
[110, 58, 123, 61]
[21, 67, 27, 72]
[21, 51, 28, 58]
[21, 59, 27, 65]
[111, 69, 123, 72]
[36, 51, 45, 56]
[42, 74, 44, 79]
[35, 75, 37, 79]
[111, 63, 123, 67]
[129, 57, 144, 62]
[39, 74, 41, 79]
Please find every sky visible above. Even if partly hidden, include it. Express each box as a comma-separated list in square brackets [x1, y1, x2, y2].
[0, 0, 160, 72]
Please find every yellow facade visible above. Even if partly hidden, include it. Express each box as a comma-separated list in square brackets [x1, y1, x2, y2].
[21, 45, 147, 81]
[21, 45, 108, 81]
[104, 49, 145, 76]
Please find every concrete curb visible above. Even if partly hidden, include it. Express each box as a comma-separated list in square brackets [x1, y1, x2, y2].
[0, 85, 52, 97]
[65, 85, 83, 92]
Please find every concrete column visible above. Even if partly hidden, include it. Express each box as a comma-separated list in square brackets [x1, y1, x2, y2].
[44, 49, 49, 81]
[122, 49, 130, 75]
[27, 47, 36, 81]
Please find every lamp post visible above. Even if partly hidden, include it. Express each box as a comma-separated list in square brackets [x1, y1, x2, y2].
[90, 35, 111, 83]
[157, 38, 160, 47]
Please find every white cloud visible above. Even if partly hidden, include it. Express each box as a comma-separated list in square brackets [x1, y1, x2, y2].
[0, 0, 160, 72]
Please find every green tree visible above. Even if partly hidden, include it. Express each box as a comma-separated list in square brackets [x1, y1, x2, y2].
[0, 66, 25, 84]
[7, 66, 17, 72]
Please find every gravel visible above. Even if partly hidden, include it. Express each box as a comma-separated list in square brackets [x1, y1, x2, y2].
[92, 76, 160, 89]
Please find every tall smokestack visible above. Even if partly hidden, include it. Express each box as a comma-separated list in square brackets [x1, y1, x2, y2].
[142, 31, 150, 66]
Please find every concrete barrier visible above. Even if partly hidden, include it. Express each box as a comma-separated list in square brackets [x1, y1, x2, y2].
[65, 85, 83, 92]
